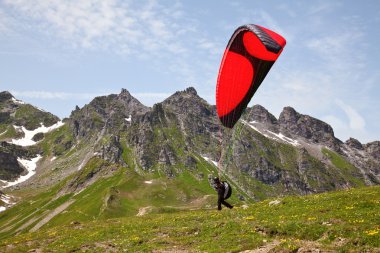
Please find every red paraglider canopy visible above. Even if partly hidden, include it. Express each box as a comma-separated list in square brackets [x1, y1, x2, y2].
[216, 24, 286, 128]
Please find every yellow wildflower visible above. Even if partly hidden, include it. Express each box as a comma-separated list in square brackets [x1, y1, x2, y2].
[131, 236, 140, 241]
[366, 229, 379, 236]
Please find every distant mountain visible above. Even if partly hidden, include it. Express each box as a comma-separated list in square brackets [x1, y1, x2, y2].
[0, 91, 59, 131]
[0, 88, 379, 238]
[0, 91, 60, 182]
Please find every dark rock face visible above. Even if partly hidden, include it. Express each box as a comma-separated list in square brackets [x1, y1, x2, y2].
[278, 107, 339, 148]
[162, 87, 215, 120]
[253, 157, 282, 184]
[365, 141, 380, 160]
[0, 151, 25, 181]
[0, 112, 11, 124]
[0, 142, 37, 159]
[346, 138, 364, 150]
[0, 141, 38, 181]
[247, 105, 278, 126]
[161, 87, 220, 147]
[32, 132, 44, 142]
[158, 144, 177, 166]
[101, 135, 124, 165]
[0, 91, 13, 103]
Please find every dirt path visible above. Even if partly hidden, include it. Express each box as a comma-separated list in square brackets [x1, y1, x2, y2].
[29, 199, 75, 232]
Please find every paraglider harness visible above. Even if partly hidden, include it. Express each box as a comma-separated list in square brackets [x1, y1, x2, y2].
[212, 178, 232, 200]
[222, 181, 232, 200]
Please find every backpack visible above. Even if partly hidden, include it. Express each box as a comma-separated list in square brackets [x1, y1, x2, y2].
[223, 181, 232, 200]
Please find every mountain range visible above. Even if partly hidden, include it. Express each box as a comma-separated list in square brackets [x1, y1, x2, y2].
[0, 87, 379, 239]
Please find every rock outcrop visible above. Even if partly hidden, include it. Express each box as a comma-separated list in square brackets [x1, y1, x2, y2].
[0, 151, 25, 181]
[278, 106, 341, 149]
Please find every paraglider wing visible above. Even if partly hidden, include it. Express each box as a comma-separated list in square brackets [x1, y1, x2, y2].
[216, 24, 286, 128]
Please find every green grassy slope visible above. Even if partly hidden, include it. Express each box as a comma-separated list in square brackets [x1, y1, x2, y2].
[0, 186, 379, 252]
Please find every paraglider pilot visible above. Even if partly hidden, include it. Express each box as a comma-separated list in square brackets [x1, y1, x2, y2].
[213, 177, 233, 210]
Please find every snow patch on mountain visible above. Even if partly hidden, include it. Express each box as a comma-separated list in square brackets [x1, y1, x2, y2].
[0, 193, 15, 212]
[11, 97, 25, 105]
[266, 130, 300, 146]
[243, 120, 266, 135]
[202, 156, 218, 167]
[1, 155, 42, 188]
[242, 120, 299, 146]
[10, 121, 65, 146]
[125, 115, 132, 122]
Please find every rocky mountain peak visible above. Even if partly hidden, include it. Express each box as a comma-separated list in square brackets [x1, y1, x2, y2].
[278, 106, 338, 148]
[345, 138, 364, 150]
[278, 106, 299, 124]
[166, 87, 199, 101]
[248, 105, 278, 125]
[162, 87, 212, 118]
[0, 91, 14, 103]
[69, 88, 150, 139]
[185, 87, 197, 96]
[119, 88, 132, 98]
[116, 88, 149, 113]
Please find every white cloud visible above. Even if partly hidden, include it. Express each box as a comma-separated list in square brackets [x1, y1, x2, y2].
[321, 115, 349, 140]
[2, 0, 212, 82]
[321, 114, 372, 143]
[320, 99, 370, 143]
[306, 30, 365, 73]
[3, 0, 189, 56]
[335, 99, 365, 130]
[322, 115, 346, 130]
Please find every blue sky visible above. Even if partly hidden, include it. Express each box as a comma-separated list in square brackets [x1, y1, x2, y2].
[0, 0, 379, 143]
